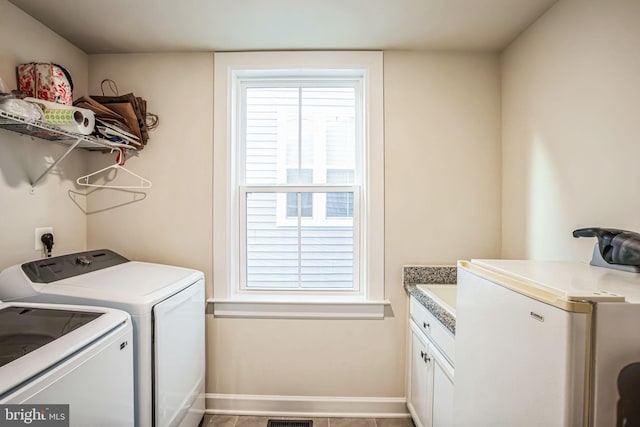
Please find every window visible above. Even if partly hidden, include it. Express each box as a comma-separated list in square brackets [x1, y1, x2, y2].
[213, 52, 385, 318]
[242, 83, 359, 290]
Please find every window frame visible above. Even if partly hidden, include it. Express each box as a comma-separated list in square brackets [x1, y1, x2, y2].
[212, 51, 386, 319]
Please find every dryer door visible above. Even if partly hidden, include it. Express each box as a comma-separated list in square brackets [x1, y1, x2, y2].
[153, 279, 205, 427]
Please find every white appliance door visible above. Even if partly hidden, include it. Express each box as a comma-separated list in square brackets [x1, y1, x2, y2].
[2, 323, 134, 427]
[153, 279, 205, 427]
[454, 266, 590, 427]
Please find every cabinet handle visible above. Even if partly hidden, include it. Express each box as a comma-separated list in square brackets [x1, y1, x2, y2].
[423, 354, 431, 363]
[423, 322, 430, 329]
[420, 350, 425, 358]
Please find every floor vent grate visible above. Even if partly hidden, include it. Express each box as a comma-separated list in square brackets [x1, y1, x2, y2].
[266, 421, 313, 427]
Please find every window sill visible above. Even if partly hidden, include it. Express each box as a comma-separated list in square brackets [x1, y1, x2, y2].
[208, 297, 390, 319]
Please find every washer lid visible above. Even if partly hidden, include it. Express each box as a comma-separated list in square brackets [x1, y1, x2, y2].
[41, 261, 203, 312]
[0, 302, 129, 398]
[0, 306, 101, 368]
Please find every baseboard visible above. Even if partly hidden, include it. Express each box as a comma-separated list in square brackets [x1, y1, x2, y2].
[206, 393, 409, 418]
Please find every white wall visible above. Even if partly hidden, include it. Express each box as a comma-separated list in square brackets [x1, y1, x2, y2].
[0, 0, 89, 268]
[86, 50, 501, 404]
[501, 0, 640, 261]
[85, 53, 214, 274]
[385, 51, 502, 266]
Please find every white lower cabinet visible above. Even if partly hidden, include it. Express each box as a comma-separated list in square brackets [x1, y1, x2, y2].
[431, 341, 454, 426]
[407, 297, 455, 427]
[409, 323, 433, 427]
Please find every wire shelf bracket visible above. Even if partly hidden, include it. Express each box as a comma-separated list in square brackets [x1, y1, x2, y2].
[0, 110, 137, 193]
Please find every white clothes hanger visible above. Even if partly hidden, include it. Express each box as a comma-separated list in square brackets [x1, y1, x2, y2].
[76, 148, 152, 189]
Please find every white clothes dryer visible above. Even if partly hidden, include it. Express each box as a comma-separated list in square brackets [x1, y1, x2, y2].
[0, 250, 206, 427]
[0, 300, 134, 426]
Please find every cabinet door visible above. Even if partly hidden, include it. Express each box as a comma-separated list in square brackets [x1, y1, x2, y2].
[431, 344, 454, 427]
[408, 322, 434, 427]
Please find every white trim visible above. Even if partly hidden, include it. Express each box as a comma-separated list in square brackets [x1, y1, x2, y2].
[208, 298, 389, 319]
[205, 393, 409, 418]
[213, 51, 384, 312]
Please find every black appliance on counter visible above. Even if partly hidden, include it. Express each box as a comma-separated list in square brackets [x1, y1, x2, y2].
[574, 227, 640, 273]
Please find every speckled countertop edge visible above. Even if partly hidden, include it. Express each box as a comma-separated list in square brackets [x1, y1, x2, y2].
[403, 266, 457, 335]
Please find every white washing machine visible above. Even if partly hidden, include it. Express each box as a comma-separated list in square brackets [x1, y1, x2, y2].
[0, 250, 206, 427]
[0, 300, 134, 426]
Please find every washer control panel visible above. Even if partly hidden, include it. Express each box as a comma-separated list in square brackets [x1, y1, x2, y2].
[21, 250, 129, 283]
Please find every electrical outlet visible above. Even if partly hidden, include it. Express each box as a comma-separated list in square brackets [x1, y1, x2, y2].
[35, 227, 54, 250]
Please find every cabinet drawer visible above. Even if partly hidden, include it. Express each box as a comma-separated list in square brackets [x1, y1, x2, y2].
[410, 296, 455, 365]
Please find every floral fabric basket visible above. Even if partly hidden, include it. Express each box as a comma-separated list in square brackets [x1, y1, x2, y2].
[17, 62, 74, 106]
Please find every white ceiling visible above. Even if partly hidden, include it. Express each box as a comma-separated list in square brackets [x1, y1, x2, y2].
[10, 0, 558, 54]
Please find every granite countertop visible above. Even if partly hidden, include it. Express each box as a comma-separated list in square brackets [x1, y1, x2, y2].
[403, 265, 457, 335]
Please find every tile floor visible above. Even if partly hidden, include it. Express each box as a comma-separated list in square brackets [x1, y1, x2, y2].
[203, 415, 414, 427]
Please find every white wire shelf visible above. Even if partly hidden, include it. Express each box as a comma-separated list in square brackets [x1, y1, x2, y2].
[0, 110, 137, 151]
[0, 110, 137, 191]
